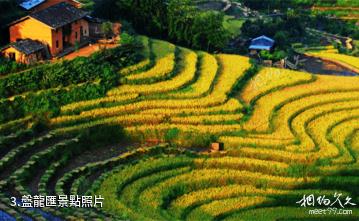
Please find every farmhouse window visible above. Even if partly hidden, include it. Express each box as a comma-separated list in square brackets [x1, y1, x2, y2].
[9, 52, 16, 61]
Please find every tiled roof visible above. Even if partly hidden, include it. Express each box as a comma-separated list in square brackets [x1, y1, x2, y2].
[30, 2, 88, 29]
[11, 39, 46, 55]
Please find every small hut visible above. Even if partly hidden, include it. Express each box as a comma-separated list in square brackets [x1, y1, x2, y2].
[249, 35, 275, 54]
[211, 142, 224, 152]
[1, 39, 48, 64]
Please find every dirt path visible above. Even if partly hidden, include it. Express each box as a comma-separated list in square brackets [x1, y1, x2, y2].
[59, 43, 119, 60]
[306, 28, 353, 48]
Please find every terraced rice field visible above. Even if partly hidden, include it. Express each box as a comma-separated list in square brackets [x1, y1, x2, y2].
[311, 6, 359, 20]
[1, 37, 359, 220]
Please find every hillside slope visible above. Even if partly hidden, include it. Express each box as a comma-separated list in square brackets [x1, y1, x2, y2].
[1, 37, 359, 220]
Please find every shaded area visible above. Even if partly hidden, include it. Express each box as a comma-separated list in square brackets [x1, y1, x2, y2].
[197, 1, 225, 11]
[299, 54, 357, 76]
[45, 140, 136, 196]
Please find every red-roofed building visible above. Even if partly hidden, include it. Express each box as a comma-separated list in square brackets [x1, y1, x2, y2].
[8, 2, 89, 57]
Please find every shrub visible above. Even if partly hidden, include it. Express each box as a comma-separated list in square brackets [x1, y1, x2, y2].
[0, 44, 142, 124]
[164, 128, 180, 144]
[120, 32, 136, 45]
[78, 124, 126, 146]
[259, 49, 287, 62]
[0, 45, 140, 98]
[0, 57, 28, 76]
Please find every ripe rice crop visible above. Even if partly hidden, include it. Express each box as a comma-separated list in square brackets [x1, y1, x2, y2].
[193, 157, 288, 174]
[219, 136, 295, 148]
[170, 185, 285, 214]
[108, 49, 197, 95]
[125, 123, 243, 135]
[4, 35, 359, 221]
[288, 100, 359, 153]
[125, 53, 175, 80]
[329, 118, 359, 151]
[306, 107, 359, 164]
[170, 114, 242, 125]
[186, 196, 270, 220]
[124, 39, 176, 80]
[243, 75, 359, 132]
[119, 36, 151, 75]
[139, 98, 242, 115]
[170, 52, 218, 98]
[229, 147, 310, 163]
[60, 93, 139, 113]
[352, 131, 359, 153]
[257, 91, 359, 141]
[73, 55, 249, 120]
[119, 59, 151, 76]
[241, 67, 312, 103]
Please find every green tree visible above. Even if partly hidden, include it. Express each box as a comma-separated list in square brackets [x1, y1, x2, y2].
[112, 0, 229, 51]
[167, 0, 196, 44]
[274, 31, 290, 48]
[259, 50, 273, 60]
[164, 128, 180, 144]
[92, 0, 119, 20]
[192, 11, 229, 51]
[101, 21, 113, 39]
[167, 0, 228, 51]
[120, 32, 135, 45]
[115, 0, 168, 36]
